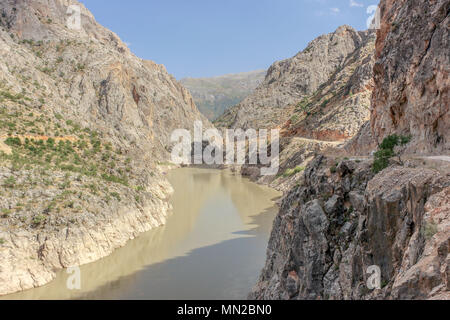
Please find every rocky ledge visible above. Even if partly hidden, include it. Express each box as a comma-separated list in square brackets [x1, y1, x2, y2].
[250, 156, 449, 300]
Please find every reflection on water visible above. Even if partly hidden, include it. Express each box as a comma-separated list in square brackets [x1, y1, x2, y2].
[2, 168, 281, 300]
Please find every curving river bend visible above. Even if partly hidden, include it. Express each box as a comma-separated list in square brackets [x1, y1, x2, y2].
[2, 168, 281, 300]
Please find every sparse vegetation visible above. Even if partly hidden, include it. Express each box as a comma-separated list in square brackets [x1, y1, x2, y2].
[330, 165, 337, 174]
[3, 176, 16, 188]
[290, 114, 299, 123]
[372, 134, 411, 173]
[296, 97, 311, 112]
[283, 166, 305, 177]
[421, 220, 438, 240]
[0, 103, 150, 224]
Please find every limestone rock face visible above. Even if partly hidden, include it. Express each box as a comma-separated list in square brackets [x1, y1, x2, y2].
[0, 0, 208, 157]
[0, 0, 207, 295]
[217, 25, 375, 137]
[250, 156, 450, 300]
[370, 0, 449, 153]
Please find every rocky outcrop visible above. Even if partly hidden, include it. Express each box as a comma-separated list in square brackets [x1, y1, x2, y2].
[0, 174, 173, 296]
[216, 26, 375, 135]
[370, 0, 449, 153]
[250, 156, 449, 300]
[216, 26, 376, 190]
[181, 70, 266, 121]
[0, 0, 207, 295]
[251, 1, 450, 300]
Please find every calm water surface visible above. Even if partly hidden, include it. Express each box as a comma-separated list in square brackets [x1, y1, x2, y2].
[3, 168, 281, 300]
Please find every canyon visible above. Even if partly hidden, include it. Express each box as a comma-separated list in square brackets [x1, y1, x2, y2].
[0, 0, 448, 300]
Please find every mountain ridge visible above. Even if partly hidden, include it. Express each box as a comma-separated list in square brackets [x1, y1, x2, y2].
[181, 69, 266, 121]
[0, 0, 208, 295]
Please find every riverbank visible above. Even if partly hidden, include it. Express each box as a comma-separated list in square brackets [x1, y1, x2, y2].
[0, 168, 174, 296]
[1, 167, 281, 299]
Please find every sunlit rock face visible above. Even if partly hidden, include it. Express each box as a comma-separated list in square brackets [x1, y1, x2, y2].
[250, 156, 449, 300]
[370, 0, 449, 154]
[0, 0, 209, 296]
[250, 0, 450, 300]
[216, 25, 375, 136]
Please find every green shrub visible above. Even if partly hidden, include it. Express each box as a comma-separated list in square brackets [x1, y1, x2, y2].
[330, 165, 337, 174]
[372, 148, 394, 173]
[32, 214, 47, 225]
[110, 192, 121, 201]
[46, 138, 55, 147]
[422, 221, 438, 240]
[320, 99, 329, 108]
[135, 185, 145, 192]
[379, 134, 400, 150]
[283, 166, 305, 177]
[372, 134, 411, 173]
[3, 176, 16, 188]
[4, 137, 21, 147]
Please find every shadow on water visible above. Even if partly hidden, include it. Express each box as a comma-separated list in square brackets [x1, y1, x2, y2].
[81, 237, 266, 300]
[79, 206, 277, 300]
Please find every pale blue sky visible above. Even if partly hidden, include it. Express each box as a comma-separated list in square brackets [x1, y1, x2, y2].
[80, 0, 379, 79]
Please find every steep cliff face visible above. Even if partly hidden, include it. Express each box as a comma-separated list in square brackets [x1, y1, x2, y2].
[180, 70, 266, 121]
[250, 156, 449, 300]
[0, 0, 208, 156]
[251, 1, 450, 300]
[370, 0, 449, 153]
[0, 0, 207, 295]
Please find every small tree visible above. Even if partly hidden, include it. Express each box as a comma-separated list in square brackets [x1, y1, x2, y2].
[373, 134, 411, 173]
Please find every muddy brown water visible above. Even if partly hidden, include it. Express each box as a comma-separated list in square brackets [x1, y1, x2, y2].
[2, 168, 281, 300]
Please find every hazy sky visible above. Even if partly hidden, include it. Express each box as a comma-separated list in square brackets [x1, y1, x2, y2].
[80, 0, 380, 79]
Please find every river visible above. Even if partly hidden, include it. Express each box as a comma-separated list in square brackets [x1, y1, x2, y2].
[2, 168, 281, 300]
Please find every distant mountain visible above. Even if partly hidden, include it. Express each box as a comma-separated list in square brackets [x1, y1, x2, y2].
[180, 70, 266, 120]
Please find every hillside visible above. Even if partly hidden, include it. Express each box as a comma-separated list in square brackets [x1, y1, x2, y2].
[218, 26, 376, 191]
[0, 0, 208, 295]
[180, 70, 266, 120]
[216, 26, 375, 134]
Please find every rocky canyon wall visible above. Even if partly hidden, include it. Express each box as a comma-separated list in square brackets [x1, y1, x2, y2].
[370, 0, 449, 153]
[251, 0, 450, 300]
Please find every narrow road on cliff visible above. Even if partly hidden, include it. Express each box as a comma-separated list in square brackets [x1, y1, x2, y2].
[425, 156, 450, 162]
